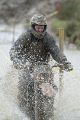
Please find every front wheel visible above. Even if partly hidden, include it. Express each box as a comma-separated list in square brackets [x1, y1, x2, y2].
[33, 82, 55, 120]
[18, 80, 54, 120]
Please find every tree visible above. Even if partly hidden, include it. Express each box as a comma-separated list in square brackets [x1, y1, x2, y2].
[57, 0, 78, 20]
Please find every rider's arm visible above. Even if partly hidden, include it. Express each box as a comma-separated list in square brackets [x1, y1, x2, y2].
[9, 32, 30, 69]
[47, 34, 73, 71]
[47, 34, 67, 64]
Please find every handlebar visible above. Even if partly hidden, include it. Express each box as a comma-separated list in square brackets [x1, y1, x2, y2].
[51, 63, 64, 69]
[51, 63, 73, 71]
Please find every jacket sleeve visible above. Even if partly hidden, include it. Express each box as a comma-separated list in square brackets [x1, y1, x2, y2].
[9, 32, 29, 69]
[48, 35, 67, 64]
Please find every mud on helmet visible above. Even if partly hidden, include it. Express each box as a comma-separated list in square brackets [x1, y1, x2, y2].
[30, 14, 47, 38]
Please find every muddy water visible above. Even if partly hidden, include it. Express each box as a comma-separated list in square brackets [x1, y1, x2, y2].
[0, 44, 80, 120]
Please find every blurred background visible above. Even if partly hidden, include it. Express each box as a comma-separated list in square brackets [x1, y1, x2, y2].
[0, 0, 80, 120]
[0, 0, 80, 48]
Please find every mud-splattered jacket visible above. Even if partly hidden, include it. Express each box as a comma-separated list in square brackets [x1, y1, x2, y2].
[10, 28, 67, 68]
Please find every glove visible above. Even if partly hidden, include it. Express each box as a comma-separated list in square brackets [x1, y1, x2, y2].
[63, 61, 73, 71]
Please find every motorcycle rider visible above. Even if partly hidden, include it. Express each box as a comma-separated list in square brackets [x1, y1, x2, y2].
[10, 14, 72, 70]
[9, 14, 73, 119]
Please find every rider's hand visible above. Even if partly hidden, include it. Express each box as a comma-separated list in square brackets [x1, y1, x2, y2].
[63, 61, 73, 71]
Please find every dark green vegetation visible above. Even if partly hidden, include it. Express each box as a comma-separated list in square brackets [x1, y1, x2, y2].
[51, 0, 80, 49]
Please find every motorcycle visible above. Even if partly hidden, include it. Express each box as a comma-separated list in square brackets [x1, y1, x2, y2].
[17, 62, 64, 120]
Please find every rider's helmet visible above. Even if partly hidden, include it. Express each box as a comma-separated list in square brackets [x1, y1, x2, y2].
[30, 14, 47, 38]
